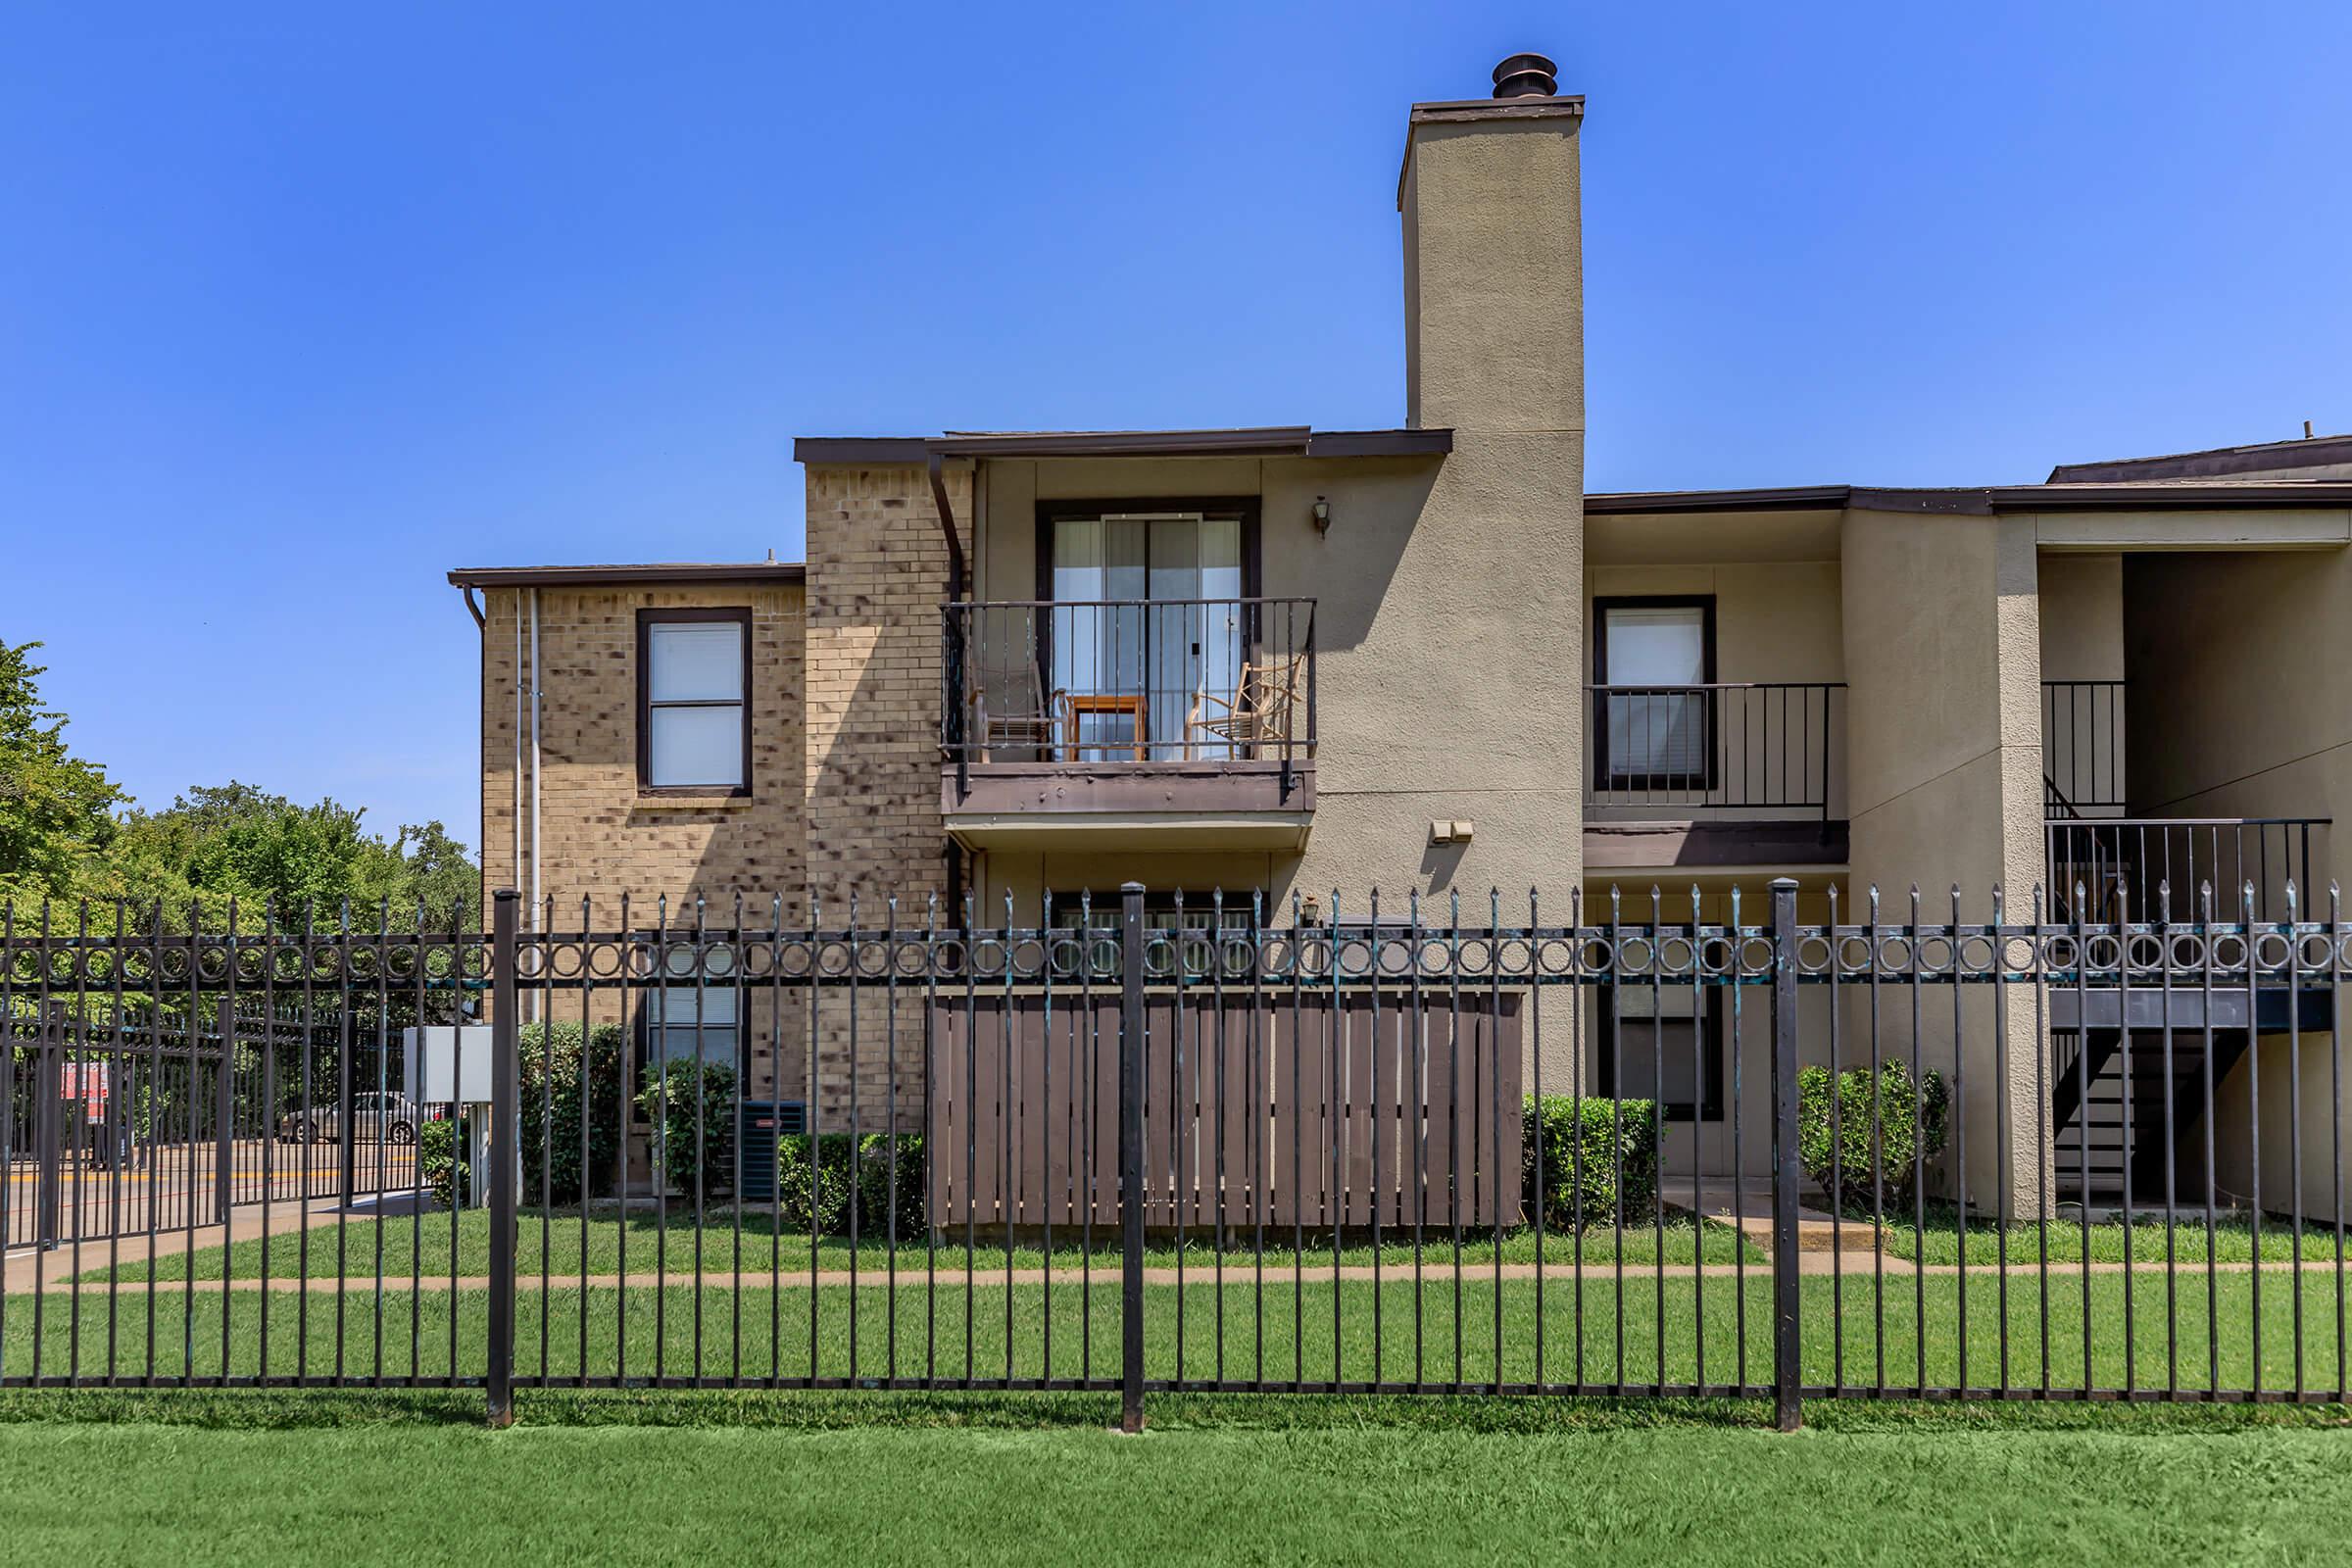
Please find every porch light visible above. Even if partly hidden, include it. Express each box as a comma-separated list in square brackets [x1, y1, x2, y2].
[1311, 496, 1331, 535]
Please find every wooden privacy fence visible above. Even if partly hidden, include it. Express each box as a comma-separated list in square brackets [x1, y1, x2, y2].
[926, 992, 1523, 1230]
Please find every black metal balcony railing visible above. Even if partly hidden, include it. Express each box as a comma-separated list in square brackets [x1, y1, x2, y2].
[1582, 683, 1843, 819]
[943, 598, 1316, 783]
[2043, 679, 2126, 816]
[2045, 816, 2328, 926]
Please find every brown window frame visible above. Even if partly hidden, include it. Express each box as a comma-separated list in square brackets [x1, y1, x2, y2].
[1592, 595, 1719, 794]
[636, 606, 754, 798]
[1595, 982, 1727, 1122]
[1031, 496, 1264, 604]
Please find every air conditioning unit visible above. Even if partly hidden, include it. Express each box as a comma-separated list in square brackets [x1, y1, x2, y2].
[736, 1100, 808, 1202]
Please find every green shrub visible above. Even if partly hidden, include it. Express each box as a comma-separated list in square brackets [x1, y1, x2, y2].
[635, 1056, 737, 1197]
[758, 1132, 926, 1235]
[771, 1133, 854, 1234]
[1521, 1097, 1660, 1230]
[856, 1131, 925, 1237]
[1796, 1059, 1949, 1214]
[515, 1021, 626, 1205]
[417, 1115, 470, 1208]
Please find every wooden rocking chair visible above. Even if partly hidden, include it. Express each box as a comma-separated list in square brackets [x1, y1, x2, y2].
[1186, 657, 1304, 760]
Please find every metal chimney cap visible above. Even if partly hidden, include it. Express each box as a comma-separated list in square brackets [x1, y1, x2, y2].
[1491, 52, 1558, 98]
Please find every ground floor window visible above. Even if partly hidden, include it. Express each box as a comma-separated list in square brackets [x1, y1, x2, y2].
[632, 986, 740, 1123]
[1596, 983, 1725, 1121]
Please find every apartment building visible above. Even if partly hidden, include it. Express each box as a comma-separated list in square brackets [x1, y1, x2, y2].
[451, 54, 2352, 1211]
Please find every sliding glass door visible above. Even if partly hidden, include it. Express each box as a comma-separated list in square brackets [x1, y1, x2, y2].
[1050, 510, 1245, 760]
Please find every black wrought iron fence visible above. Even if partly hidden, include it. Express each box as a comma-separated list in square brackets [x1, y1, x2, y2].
[5, 881, 2349, 1431]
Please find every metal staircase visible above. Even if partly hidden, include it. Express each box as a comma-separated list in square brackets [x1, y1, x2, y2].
[2052, 1029, 2250, 1204]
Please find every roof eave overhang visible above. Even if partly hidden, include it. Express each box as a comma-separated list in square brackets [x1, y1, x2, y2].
[793, 428, 1452, 465]
[1587, 483, 2352, 516]
[446, 564, 807, 589]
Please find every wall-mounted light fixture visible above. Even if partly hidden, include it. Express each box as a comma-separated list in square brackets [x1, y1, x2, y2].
[1311, 496, 1332, 535]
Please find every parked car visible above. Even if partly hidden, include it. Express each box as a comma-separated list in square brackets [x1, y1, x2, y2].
[275, 1091, 433, 1145]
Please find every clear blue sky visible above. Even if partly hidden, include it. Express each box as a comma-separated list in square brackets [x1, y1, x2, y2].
[6, 1, 2349, 851]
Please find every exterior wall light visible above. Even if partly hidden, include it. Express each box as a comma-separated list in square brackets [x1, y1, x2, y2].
[1311, 496, 1332, 535]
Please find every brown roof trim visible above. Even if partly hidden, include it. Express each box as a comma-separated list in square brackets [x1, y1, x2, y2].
[1407, 95, 1586, 125]
[1982, 482, 2352, 511]
[446, 564, 806, 589]
[1304, 428, 1454, 458]
[1586, 485, 1852, 515]
[1588, 481, 2352, 516]
[792, 428, 1451, 465]
[2049, 434, 2352, 483]
[936, 426, 1310, 458]
[791, 437, 931, 464]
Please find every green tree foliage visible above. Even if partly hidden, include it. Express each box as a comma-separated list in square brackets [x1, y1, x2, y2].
[0, 640, 124, 905]
[0, 640, 476, 927]
[105, 783, 474, 927]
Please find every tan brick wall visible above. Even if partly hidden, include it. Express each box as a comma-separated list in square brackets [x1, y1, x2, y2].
[803, 463, 971, 1124]
[476, 581, 808, 1100]
[803, 464, 968, 903]
[467, 467, 974, 1135]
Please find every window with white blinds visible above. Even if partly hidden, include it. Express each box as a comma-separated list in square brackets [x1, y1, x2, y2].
[1600, 603, 1710, 783]
[641, 612, 749, 791]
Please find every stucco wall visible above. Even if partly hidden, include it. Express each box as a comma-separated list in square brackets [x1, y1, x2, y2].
[1586, 560, 1847, 821]
[2123, 549, 2352, 829]
[2212, 1033, 2351, 1228]
[2035, 553, 2124, 682]
[1840, 508, 2047, 1212]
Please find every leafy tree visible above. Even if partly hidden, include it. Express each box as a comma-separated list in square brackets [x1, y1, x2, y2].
[106, 783, 476, 929]
[0, 639, 124, 906]
[0, 642, 476, 929]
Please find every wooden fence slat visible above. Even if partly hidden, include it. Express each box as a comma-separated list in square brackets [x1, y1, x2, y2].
[927, 992, 1523, 1231]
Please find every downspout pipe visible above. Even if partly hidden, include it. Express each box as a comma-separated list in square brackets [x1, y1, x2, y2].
[512, 598, 524, 939]
[528, 588, 543, 935]
[929, 450, 971, 920]
[928, 449, 966, 601]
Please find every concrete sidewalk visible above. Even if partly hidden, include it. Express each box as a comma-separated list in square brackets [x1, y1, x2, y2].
[1660, 1175, 1913, 1276]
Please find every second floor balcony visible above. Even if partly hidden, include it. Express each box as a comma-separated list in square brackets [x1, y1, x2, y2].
[1581, 681, 1847, 869]
[940, 598, 1316, 850]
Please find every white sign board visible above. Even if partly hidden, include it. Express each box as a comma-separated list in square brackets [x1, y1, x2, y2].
[402, 1026, 494, 1105]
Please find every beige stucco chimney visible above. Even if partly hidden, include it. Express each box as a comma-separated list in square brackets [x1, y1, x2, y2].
[1398, 54, 1585, 434]
[1288, 56, 1585, 923]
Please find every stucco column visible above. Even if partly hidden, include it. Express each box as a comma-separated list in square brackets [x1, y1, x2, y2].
[1386, 93, 1588, 1099]
[1841, 509, 2049, 1219]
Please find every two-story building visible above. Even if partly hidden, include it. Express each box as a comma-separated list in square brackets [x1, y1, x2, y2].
[452, 55, 2352, 1215]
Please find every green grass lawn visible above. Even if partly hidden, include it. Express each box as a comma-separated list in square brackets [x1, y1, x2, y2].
[1870, 1203, 2352, 1265]
[80, 1206, 1761, 1283]
[3, 1410, 2350, 1565]
[13, 1265, 2352, 1396]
